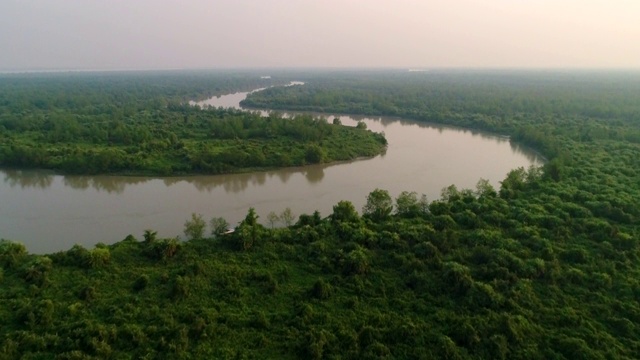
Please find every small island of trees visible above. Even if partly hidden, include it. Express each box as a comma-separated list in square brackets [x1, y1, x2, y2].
[0, 72, 387, 176]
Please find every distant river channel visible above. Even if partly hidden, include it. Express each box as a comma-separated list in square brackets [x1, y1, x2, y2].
[1, 83, 543, 254]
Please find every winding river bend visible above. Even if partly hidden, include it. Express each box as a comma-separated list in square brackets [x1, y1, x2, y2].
[1, 85, 543, 254]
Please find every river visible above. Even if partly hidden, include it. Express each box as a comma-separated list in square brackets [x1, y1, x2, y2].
[0, 84, 543, 254]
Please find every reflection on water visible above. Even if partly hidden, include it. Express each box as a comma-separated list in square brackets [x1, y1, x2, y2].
[1, 163, 334, 195]
[305, 166, 325, 184]
[161, 163, 330, 193]
[510, 141, 546, 164]
[62, 176, 149, 194]
[368, 116, 513, 142]
[3, 170, 55, 189]
[1, 85, 544, 254]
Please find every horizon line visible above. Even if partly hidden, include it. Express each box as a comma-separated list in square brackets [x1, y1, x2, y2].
[2, 66, 640, 75]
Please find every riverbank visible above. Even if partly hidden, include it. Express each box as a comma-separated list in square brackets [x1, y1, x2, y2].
[0, 73, 541, 254]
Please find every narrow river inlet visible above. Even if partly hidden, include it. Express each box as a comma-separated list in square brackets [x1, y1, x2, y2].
[0, 85, 543, 254]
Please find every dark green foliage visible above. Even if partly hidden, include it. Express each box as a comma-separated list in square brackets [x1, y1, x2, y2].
[0, 72, 386, 176]
[331, 201, 361, 224]
[395, 190, 425, 217]
[304, 144, 324, 164]
[1, 184, 639, 359]
[132, 275, 149, 292]
[344, 247, 370, 275]
[21, 257, 52, 287]
[170, 275, 190, 300]
[2, 70, 640, 358]
[311, 278, 333, 300]
[142, 229, 157, 244]
[146, 238, 181, 260]
[363, 188, 393, 221]
[79, 286, 96, 301]
[242, 207, 259, 227]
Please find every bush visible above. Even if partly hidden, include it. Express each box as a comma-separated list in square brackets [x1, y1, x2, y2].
[184, 213, 206, 240]
[146, 238, 181, 260]
[170, 276, 190, 300]
[22, 257, 53, 287]
[210, 217, 230, 236]
[88, 248, 110, 268]
[311, 278, 333, 300]
[344, 248, 370, 275]
[305, 145, 324, 164]
[0, 240, 27, 269]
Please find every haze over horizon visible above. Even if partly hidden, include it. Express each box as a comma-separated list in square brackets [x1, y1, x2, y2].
[1, 0, 638, 71]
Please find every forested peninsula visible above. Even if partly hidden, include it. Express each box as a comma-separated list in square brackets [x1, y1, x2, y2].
[2, 70, 640, 359]
[0, 72, 387, 175]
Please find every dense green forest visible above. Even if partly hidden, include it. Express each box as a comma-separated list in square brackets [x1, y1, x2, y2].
[2, 70, 640, 359]
[0, 71, 387, 175]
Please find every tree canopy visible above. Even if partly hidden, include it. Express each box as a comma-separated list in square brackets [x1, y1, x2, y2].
[1, 70, 640, 359]
[0, 71, 386, 175]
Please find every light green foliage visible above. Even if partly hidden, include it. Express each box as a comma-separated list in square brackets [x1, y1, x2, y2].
[209, 217, 230, 236]
[395, 191, 421, 217]
[183, 213, 206, 240]
[266, 211, 280, 229]
[475, 178, 497, 198]
[232, 208, 265, 251]
[88, 248, 110, 268]
[440, 184, 461, 202]
[0, 240, 27, 269]
[280, 208, 295, 227]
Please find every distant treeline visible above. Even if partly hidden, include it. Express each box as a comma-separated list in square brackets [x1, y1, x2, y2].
[243, 70, 640, 144]
[0, 72, 386, 175]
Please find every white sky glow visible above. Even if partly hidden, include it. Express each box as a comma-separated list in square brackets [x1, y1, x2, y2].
[1, 0, 638, 70]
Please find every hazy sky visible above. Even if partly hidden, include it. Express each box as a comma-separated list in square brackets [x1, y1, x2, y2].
[1, 0, 638, 70]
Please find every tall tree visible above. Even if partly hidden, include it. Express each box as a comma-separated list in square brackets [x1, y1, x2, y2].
[363, 188, 393, 221]
[183, 213, 206, 240]
[280, 208, 295, 227]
